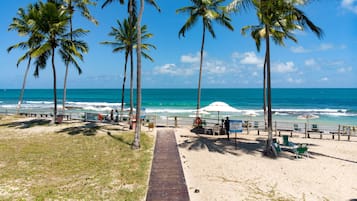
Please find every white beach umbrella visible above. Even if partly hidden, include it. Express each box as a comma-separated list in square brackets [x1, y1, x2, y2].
[243, 111, 258, 120]
[243, 111, 259, 123]
[201, 101, 240, 123]
[297, 113, 319, 131]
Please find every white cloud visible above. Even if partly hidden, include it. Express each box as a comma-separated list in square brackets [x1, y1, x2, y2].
[252, 71, 258, 77]
[321, 77, 329, 81]
[205, 60, 227, 74]
[290, 46, 310, 53]
[241, 52, 263, 65]
[287, 77, 303, 84]
[337, 66, 353, 73]
[342, 0, 357, 14]
[180, 52, 201, 63]
[305, 58, 317, 67]
[273, 61, 297, 73]
[291, 43, 335, 54]
[232, 51, 263, 66]
[319, 43, 333, 51]
[154, 63, 194, 76]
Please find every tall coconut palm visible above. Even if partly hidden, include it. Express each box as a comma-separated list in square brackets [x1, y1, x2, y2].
[102, 0, 159, 149]
[132, 0, 160, 149]
[101, 17, 155, 121]
[30, 1, 88, 123]
[102, 0, 137, 120]
[241, 13, 298, 131]
[51, 0, 98, 112]
[228, 0, 323, 156]
[7, 4, 41, 114]
[177, 0, 234, 118]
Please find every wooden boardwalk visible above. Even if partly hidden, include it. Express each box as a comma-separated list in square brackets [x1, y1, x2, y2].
[146, 129, 190, 201]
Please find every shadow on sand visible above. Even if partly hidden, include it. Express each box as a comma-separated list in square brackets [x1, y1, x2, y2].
[183, 130, 357, 163]
[180, 130, 305, 160]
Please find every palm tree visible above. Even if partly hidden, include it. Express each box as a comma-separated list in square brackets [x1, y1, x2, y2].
[102, 0, 136, 121]
[177, 0, 234, 118]
[132, 0, 159, 149]
[51, 0, 98, 113]
[7, 4, 41, 114]
[102, 0, 159, 149]
[228, 0, 323, 156]
[241, 13, 298, 131]
[101, 17, 155, 121]
[30, 1, 88, 123]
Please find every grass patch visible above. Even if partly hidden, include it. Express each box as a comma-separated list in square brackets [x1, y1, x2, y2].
[0, 117, 154, 201]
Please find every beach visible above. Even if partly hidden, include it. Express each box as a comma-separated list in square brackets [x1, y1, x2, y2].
[1, 114, 356, 200]
[175, 127, 357, 201]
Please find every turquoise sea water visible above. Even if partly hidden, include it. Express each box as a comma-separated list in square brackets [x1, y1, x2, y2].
[0, 88, 356, 126]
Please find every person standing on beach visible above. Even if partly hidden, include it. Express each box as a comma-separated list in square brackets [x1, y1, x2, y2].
[224, 117, 230, 140]
[110, 109, 114, 122]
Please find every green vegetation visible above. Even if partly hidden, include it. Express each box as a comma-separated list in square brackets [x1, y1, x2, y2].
[0, 119, 153, 200]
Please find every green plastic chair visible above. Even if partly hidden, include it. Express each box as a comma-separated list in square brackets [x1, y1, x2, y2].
[295, 144, 309, 158]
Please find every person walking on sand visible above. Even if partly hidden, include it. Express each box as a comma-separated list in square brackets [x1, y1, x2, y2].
[224, 116, 230, 140]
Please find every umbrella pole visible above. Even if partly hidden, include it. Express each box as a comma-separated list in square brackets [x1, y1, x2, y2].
[218, 111, 220, 124]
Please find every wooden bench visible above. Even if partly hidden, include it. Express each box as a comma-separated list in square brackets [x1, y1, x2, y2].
[307, 130, 324, 139]
[277, 129, 293, 137]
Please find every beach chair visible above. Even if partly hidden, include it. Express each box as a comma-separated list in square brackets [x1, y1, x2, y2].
[294, 144, 309, 158]
[311, 124, 319, 132]
[293, 124, 301, 132]
[272, 138, 281, 153]
[253, 121, 259, 129]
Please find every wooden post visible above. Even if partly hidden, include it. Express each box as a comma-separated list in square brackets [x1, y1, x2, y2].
[347, 127, 351, 141]
[247, 120, 249, 135]
[305, 122, 307, 138]
[338, 124, 341, 141]
[274, 121, 277, 136]
[174, 116, 178, 128]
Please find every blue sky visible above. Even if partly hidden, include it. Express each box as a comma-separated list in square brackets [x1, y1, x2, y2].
[1, 0, 357, 89]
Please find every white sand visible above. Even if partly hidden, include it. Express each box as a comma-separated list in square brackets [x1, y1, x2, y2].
[174, 127, 357, 201]
[2, 116, 356, 200]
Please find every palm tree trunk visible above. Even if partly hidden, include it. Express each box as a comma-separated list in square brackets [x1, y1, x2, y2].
[63, 2, 74, 113]
[130, 49, 134, 118]
[132, 0, 144, 149]
[196, 20, 206, 118]
[120, 52, 129, 121]
[129, 0, 135, 120]
[16, 58, 32, 114]
[264, 24, 276, 157]
[63, 64, 69, 112]
[52, 48, 57, 123]
[263, 50, 268, 131]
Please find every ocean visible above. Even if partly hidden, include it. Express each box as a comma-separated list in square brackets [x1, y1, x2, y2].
[0, 88, 356, 127]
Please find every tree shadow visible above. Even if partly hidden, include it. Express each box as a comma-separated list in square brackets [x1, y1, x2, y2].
[309, 151, 357, 164]
[1, 119, 51, 129]
[106, 132, 132, 146]
[179, 133, 307, 160]
[178, 134, 269, 156]
[57, 122, 100, 136]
